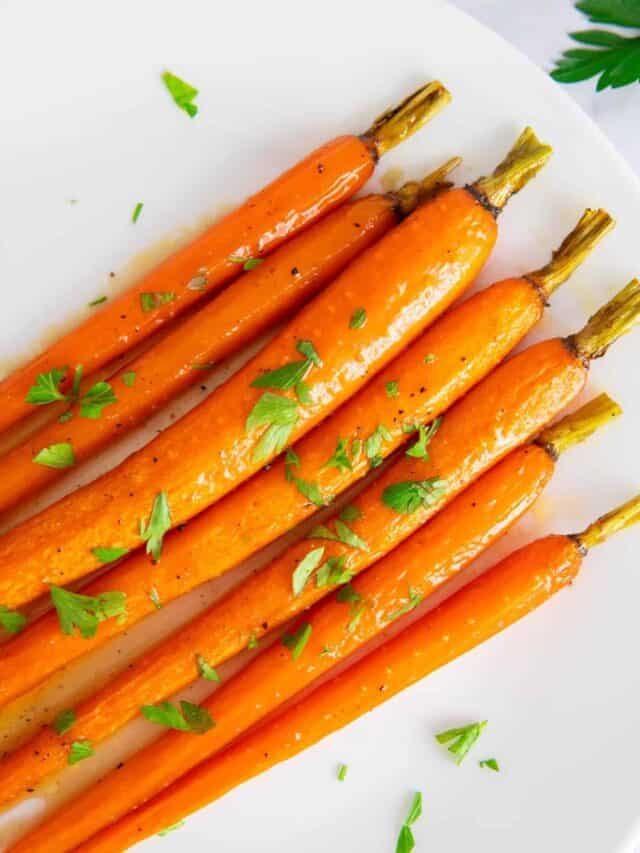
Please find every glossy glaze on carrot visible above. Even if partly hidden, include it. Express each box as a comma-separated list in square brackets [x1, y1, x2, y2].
[0, 82, 452, 437]
[69, 495, 640, 853]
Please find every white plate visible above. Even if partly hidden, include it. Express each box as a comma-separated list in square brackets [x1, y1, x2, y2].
[1, 1, 640, 851]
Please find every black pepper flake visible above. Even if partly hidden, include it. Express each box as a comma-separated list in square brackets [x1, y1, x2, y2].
[354, 222, 361, 228]
[317, 163, 325, 173]
[110, 272, 116, 278]
[291, 267, 299, 276]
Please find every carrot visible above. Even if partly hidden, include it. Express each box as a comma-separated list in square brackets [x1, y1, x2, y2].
[1, 279, 632, 812]
[0, 82, 452, 438]
[0, 159, 464, 514]
[3, 390, 628, 852]
[70, 494, 640, 853]
[0, 129, 550, 612]
[0, 206, 609, 706]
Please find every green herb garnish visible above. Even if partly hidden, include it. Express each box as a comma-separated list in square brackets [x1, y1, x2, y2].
[88, 296, 107, 307]
[139, 491, 171, 561]
[132, 202, 144, 223]
[26, 367, 69, 406]
[0, 605, 27, 635]
[309, 519, 367, 551]
[316, 555, 352, 588]
[385, 380, 399, 398]
[251, 360, 312, 391]
[479, 757, 500, 772]
[78, 381, 118, 419]
[339, 505, 362, 523]
[337, 763, 348, 781]
[140, 291, 176, 312]
[396, 791, 422, 853]
[324, 437, 352, 472]
[196, 653, 221, 683]
[158, 821, 186, 837]
[50, 585, 127, 639]
[162, 70, 199, 117]
[121, 371, 137, 388]
[229, 255, 264, 271]
[53, 709, 76, 736]
[246, 392, 298, 463]
[295, 381, 312, 404]
[406, 417, 441, 461]
[149, 586, 162, 610]
[142, 700, 214, 734]
[91, 546, 129, 565]
[296, 340, 322, 366]
[382, 478, 447, 514]
[436, 720, 487, 765]
[282, 622, 312, 660]
[247, 633, 259, 650]
[68, 739, 94, 765]
[387, 587, 423, 622]
[33, 442, 76, 469]
[292, 547, 325, 597]
[349, 307, 367, 329]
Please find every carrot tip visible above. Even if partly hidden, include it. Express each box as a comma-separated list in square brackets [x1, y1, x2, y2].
[576, 494, 640, 550]
[471, 126, 553, 213]
[536, 392, 622, 459]
[391, 155, 463, 216]
[362, 81, 452, 158]
[569, 278, 640, 360]
[526, 208, 615, 297]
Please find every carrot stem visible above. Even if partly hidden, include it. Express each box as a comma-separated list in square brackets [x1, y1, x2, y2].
[361, 81, 452, 158]
[526, 208, 615, 298]
[576, 494, 640, 550]
[536, 393, 622, 459]
[570, 278, 640, 359]
[391, 156, 463, 216]
[471, 127, 553, 212]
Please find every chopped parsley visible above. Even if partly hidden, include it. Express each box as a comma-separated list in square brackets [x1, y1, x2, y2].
[324, 437, 352, 472]
[251, 359, 312, 391]
[140, 291, 176, 313]
[59, 410, 73, 423]
[246, 392, 298, 463]
[196, 653, 221, 683]
[385, 380, 399, 398]
[33, 442, 76, 469]
[479, 757, 500, 772]
[295, 381, 312, 404]
[26, 367, 69, 406]
[396, 792, 423, 853]
[296, 340, 322, 366]
[387, 587, 423, 622]
[405, 417, 441, 461]
[350, 438, 363, 461]
[121, 370, 137, 388]
[229, 255, 264, 271]
[50, 585, 127, 639]
[88, 296, 107, 307]
[139, 491, 171, 561]
[309, 519, 367, 551]
[53, 709, 76, 736]
[349, 307, 367, 329]
[289, 474, 325, 506]
[382, 478, 447, 514]
[292, 547, 325, 597]
[91, 546, 129, 565]
[149, 586, 162, 610]
[282, 622, 312, 660]
[424, 353, 436, 364]
[158, 821, 186, 837]
[436, 720, 487, 765]
[365, 424, 392, 466]
[68, 739, 94, 765]
[141, 700, 214, 734]
[339, 505, 362, 523]
[337, 763, 348, 781]
[162, 71, 199, 118]
[0, 605, 27, 635]
[247, 633, 259, 650]
[131, 202, 144, 224]
[316, 555, 352, 588]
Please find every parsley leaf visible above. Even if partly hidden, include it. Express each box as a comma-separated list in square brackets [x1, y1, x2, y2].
[365, 424, 392, 464]
[121, 370, 136, 388]
[552, 29, 640, 90]
[436, 720, 487, 765]
[479, 757, 500, 772]
[576, 0, 640, 28]
[53, 709, 76, 735]
[50, 585, 127, 639]
[139, 491, 171, 561]
[132, 202, 144, 223]
[396, 792, 422, 853]
[162, 71, 199, 117]
[385, 380, 399, 398]
[158, 821, 186, 837]
[316, 555, 352, 588]
[324, 437, 352, 472]
[246, 392, 298, 463]
[336, 583, 361, 604]
[382, 478, 447, 514]
[284, 448, 300, 470]
[288, 472, 324, 506]
[141, 700, 214, 734]
[0, 605, 27, 635]
[140, 291, 176, 312]
[149, 586, 162, 610]
[88, 295, 107, 307]
[387, 587, 423, 622]
[59, 410, 73, 423]
[424, 353, 436, 364]
[282, 622, 312, 660]
[251, 360, 312, 391]
[296, 340, 322, 367]
[229, 255, 264, 271]
[91, 546, 129, 564]
[339, 504, 362, 523]
[247, 633, 259, 650]
[33, 442, 76, 469]
[26, 367, 69, 405]
[295, 380, 312, 404]
[349, 307, 367, 329]
[78, 379, 116, 418]
[292, 547, 325, 597]
[337, 763, 348, 781]
[309, 520, 367, 551]
[406, 417, 442, 461]
[196, 653, 221, 683]
[68, 739, 94, 765]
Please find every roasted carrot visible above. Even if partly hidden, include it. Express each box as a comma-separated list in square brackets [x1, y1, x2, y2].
[0, 160, 464, 514]
[0, 82, 451, 438]
[70, 494, 640, 853]
[0, 290, 630, 810]
[0, 207, 610, 706]
[0, 129, 550, 612]
[2, 391, 627, 850]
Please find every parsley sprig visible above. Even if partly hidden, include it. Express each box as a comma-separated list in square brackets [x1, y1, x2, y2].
[142, 700, 215, 734]
[551, 1, 640, 90]
[50, 585, 127, 639]
[382, 478, 447, 515]
[396, 792, 423, 853]
[139, 491, 172, 561]
[0, 605, 27, 635]
[435, 720, 487, 765]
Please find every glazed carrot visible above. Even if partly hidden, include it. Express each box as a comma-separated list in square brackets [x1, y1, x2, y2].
[0, 129, 550, 612]
[0, 160, 464, 514]
[1, 287, 631, 808]
[0, 82, 452, 438]
[3, 392, 628, 851]
[72, 494, 640, 853]
[0, 207, 611, 706]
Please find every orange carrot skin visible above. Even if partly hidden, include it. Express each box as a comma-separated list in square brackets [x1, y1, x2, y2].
[4, 450, 556, 851]
[0, 188, 495, 610]
[73, 534, 580, 853]
[0, 445, 552, 806]
[0, 194, 398, 514]
[0, 276, 541, 707]
[0, 136, 374, 436]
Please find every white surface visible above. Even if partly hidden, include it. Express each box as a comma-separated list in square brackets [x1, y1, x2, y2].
[455, 0, 640, 175]
[1, 1, 640, 851]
